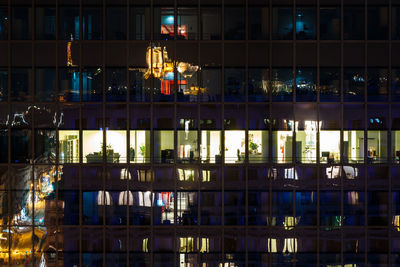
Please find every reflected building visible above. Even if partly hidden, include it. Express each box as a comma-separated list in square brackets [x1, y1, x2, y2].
[0, 0, 399, 266]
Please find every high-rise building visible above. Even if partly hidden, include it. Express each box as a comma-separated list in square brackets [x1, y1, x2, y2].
[0, 0, 399, 266]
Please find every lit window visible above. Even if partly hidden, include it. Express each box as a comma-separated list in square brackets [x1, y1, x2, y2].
[83, 130, 103, 163]
[272, 130, 293, 163]
[320, 131, 340, 164]
[224, 130, 245, 163]
[248, 130, 268, 163]
[201, 130, 221, 163]
[106, 130, 127, 163]
[177, 130, 198, 163]
[130, 130, 150, 163]
[343, 131, 364, 163]
[59, 130, 79, 163]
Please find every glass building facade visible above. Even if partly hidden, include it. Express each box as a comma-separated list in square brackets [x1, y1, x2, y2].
[0, 0, 400, 266]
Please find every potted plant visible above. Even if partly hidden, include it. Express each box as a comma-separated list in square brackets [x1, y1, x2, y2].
[249, 141, 259, 154]
[139, 145, 146, 163]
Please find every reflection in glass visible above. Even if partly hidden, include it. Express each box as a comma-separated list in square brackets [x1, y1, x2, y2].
[11, 69, 32, 102]
[106, 7, 126, 40]
[224, 131, 245, 164]
[248, 130, 268, 163]
[344, 7, 364, 40]
[271, 68, 292, 102]
[59, 7, 79, 40]
[296, 8, 316, 40]
[36, 7, 56, 40]
[130, 7, 150, 40]
[0, 8, 8, 40]
[177, 8, 198, 40]
[201, 8, 221, 40]
[0, 69, 7, 102]
[130, 130, 150, 163]
[35, 68, 56, 102]
[82, 68, 103, 102]
[224, 7, 245, 40]
[272, 8, 293, 40]
[106, 68, 127, 102]
[320, 7, 340, 40]
[224, 68, 245, 102]
[272, 130, 293, 163]
[368, 6, 388, 40]
[154, 192, 174, 225]
[343, 131, 364, 163]
[319, 68, 340, 102]
[12, 7, 32, 40]
[344, 68, 364, 102]
[367, 68, 388, 102]
[201, 68, 221, 102]
[82, 8, 102, 40]
[130, 69, 150, 102]
[296, 68, 317, 102]
[248, 68, 268, 102]
[177, 130, 198, 163]
[154, 130, 174, 164]
[59, 68, 80, 102]
[367, 131, 387, 163]
[320, 131, 340, 164]
[248, 7, 268, 40]
[201, 130, 221, 163]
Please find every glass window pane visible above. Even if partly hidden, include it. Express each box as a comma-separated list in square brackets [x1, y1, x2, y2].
[177, 130, 198, 163]
[344, 6, 365, 40]
[392, 7, 400, 40]
[36, 7, 56, 40]
[35, 68, 56, 102]
[83, 67, 103, 102]
[154, 191, 174, 225]
[272, 7, 293, 40]
[344, 68, 365, 102]
[12, 7, 32, 40]
[106, 68, 127, 102]
[106, 130, 126, 163]
[343, 130, 364, 164]
[178, 7, 198, 40]
[130, 130, 150, 163]
[0, 69, 8, 102]
[296, 8, 316, 40]
[224, 130, 245, 164]
[201, 68, 221, 102]
[59, 130, 80, 163]
[83, 130, 103, 163]
[320, 7, 340, 40]
[248, 130, 268, 163]
[59, 68, 80, 102]
[368, 6, 388, 40]
[154, 130, 174, 164]
[248, 68, 269, 102]
[154, 7, 174, 40]
[296, 68, 317, 102]
[248, 6, 268, 40]
[224, 68, 245, 102]
[130, 7, 151, 40]
[83, 7, 103, 40]
[224, 7, 245, 40]
[59, 7, 80, 40]
[271, 68, 293, 102]
[272, 130, 293, 163]
[320, 131, 340, 164]
[0, 8, 8, 40]
[295, 121, 317, 164]
[11, 68, 32, 102]
[106, 7, 126, 40]
[367, 68, 388, 101]
[201, 130, 221, 163]
[130, 69, 150, 102]
[367, 130, 387, 164]
[201, 7, 221, 40]
[319, 68, 340, 102]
